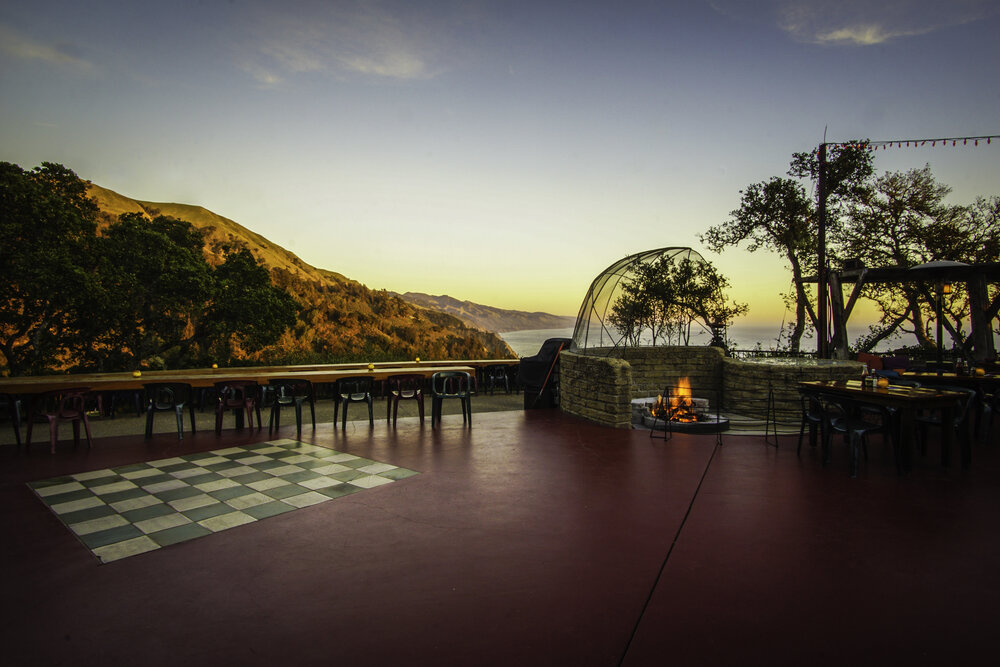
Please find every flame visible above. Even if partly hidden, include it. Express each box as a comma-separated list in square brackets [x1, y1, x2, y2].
[650, 378, 700, 422]
[675, 377, 692, 399]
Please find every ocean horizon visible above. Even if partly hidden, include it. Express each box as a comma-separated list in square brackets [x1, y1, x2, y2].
[500, 323, 832, 358]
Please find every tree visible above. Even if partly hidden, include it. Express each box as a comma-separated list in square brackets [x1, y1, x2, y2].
[608, 255, 746, 347]
[202, 243, 299, 365]
[701, 177, 814, 352]
[837, 167, 1000, 353]
[701, 143, 874, 353]
[0, 162, 98, 375]
[87, 213, 214, 370]
[85, 216, 302, 370]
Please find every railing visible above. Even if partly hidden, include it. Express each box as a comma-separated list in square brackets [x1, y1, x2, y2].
[727, 348, 817, 361]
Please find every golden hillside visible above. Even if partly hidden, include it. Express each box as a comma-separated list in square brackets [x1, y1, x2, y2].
[86, 184, 515, 362]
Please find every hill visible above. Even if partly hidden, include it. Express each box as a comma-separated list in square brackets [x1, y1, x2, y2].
[397, 292, 576, 333]
[86, 184, 515, 362]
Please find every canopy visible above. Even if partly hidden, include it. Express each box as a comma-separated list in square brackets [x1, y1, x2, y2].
[571, 247, 709, 353]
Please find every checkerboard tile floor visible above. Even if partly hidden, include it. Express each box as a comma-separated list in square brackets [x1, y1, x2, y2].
[27, 439, 419, 564]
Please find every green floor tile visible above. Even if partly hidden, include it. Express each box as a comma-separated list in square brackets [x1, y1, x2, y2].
[148, 522, 214, 547]
[181, 501, 234, 522]
[77, 523, 145, 549]
[121, 503, 175, 523]
[243, 500, 297, 520]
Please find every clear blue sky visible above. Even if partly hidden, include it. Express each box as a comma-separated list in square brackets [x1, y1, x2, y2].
[2, 0, 998, 324]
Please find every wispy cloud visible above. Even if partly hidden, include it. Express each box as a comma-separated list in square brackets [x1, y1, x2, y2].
[238, 1, 466, 85]
[710, 0, 998, 46]
[0, 23, 95, 70]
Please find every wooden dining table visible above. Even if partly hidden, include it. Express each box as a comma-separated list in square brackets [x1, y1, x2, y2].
[900, 371, 1000, 440]
[0, 365, 477, 395]
[798, 379, 972, 472]
[900, 370, 1000, 389]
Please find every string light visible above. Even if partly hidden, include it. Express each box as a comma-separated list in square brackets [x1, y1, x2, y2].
[823, 134, 999, 151]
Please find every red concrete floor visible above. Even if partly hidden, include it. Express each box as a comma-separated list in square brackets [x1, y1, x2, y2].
[2, 408, 998, 666]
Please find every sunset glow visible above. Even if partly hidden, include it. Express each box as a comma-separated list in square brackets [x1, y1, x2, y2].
[2, 1, 997, 325]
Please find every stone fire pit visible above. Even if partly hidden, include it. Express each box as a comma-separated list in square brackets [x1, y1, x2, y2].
[630, 396, 730, 432]
[559, 346, 861, 429]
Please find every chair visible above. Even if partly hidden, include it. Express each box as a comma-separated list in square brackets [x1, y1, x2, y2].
[214, 380, 261, 435]
[797, 393, 827, 457]
[431, 371, 473, 428]
[518, 338, 570, 408]
[915, 385, 977, 468]
[826, 397, 890, 478]
[335, 376, 374, 428]
[25, 388, 93, 454]
[1, 393, 23, 448]
[980, 389, 1000, 446]
[386, 374, 424, 426]
[266, 379, 316, 435]
[484, 364, 511, 395]
[143, 383, 196, 439]
[882, 354, 911, 372]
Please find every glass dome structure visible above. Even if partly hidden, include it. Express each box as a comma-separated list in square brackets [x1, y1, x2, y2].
[571, 247, 714, 353]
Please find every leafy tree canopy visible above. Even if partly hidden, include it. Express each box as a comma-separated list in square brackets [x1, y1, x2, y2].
[1, 163, 301, 374]
[608, 255, 746, 348]
[700, 143, 875, 353]
[0, 162, 99, 375]
[836, 167, 1000, 353]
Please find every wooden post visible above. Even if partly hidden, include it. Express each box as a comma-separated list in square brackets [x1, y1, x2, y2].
[969, 275, 995, 362]
[817, 144, 829, 358]
[828, 271, 850, 359]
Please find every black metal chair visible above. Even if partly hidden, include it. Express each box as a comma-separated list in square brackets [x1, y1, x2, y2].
[25, 388, 93, 453]
[214, 380, 261, 435]
[431, 371, 473, 428]
[484, 364, 511, 395]
[143, 383, 196, 439]
[980, 388, 1000, 446]
[797, 393, 827, 457]
[1, 393, 23, 448]
[386, 374, 424, 427]
[266, 378, 316, 435]
[915, 385, 977, 468]
[827, 398, 890, 477]
[518, 338, 570, 408]
[335, 376, 374, 428]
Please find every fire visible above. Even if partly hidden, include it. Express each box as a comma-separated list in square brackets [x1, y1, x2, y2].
[650, 378, 699, 423]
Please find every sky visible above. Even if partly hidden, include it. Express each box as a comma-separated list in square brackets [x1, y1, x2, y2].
[2, 0, 998, 327]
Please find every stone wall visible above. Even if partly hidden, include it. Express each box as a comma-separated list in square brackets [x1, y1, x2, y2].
[559, 351, 633, 428]
[721, 357, 862, 422]
[560, 346, 861, 429]
[560, 346, 725, 429]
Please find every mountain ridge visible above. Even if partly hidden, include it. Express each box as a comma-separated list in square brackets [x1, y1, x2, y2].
[83, 183, 567, 363]
[396, 292, 576, 333]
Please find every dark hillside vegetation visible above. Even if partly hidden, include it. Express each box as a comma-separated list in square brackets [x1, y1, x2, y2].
[0, 162, 513, 375]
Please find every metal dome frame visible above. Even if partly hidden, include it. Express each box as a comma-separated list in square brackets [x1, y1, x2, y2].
[571, 247, 711, 353]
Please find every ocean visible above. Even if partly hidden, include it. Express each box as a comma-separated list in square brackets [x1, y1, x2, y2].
[500, 324, 813, 358]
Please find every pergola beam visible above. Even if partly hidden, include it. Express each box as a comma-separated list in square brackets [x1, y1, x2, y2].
[802, 262, 1000, 361]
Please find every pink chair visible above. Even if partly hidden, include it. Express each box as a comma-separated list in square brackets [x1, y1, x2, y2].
[214, 380, 261, 435]
[25, 388, 93, 454]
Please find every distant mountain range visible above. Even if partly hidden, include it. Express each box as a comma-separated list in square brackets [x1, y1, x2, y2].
[396, 293, 576, 333]
[85, 183, 569, 361]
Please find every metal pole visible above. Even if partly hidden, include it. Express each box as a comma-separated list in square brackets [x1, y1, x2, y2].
[936, 285, 944, 369]
[817, 143, 828, 358]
